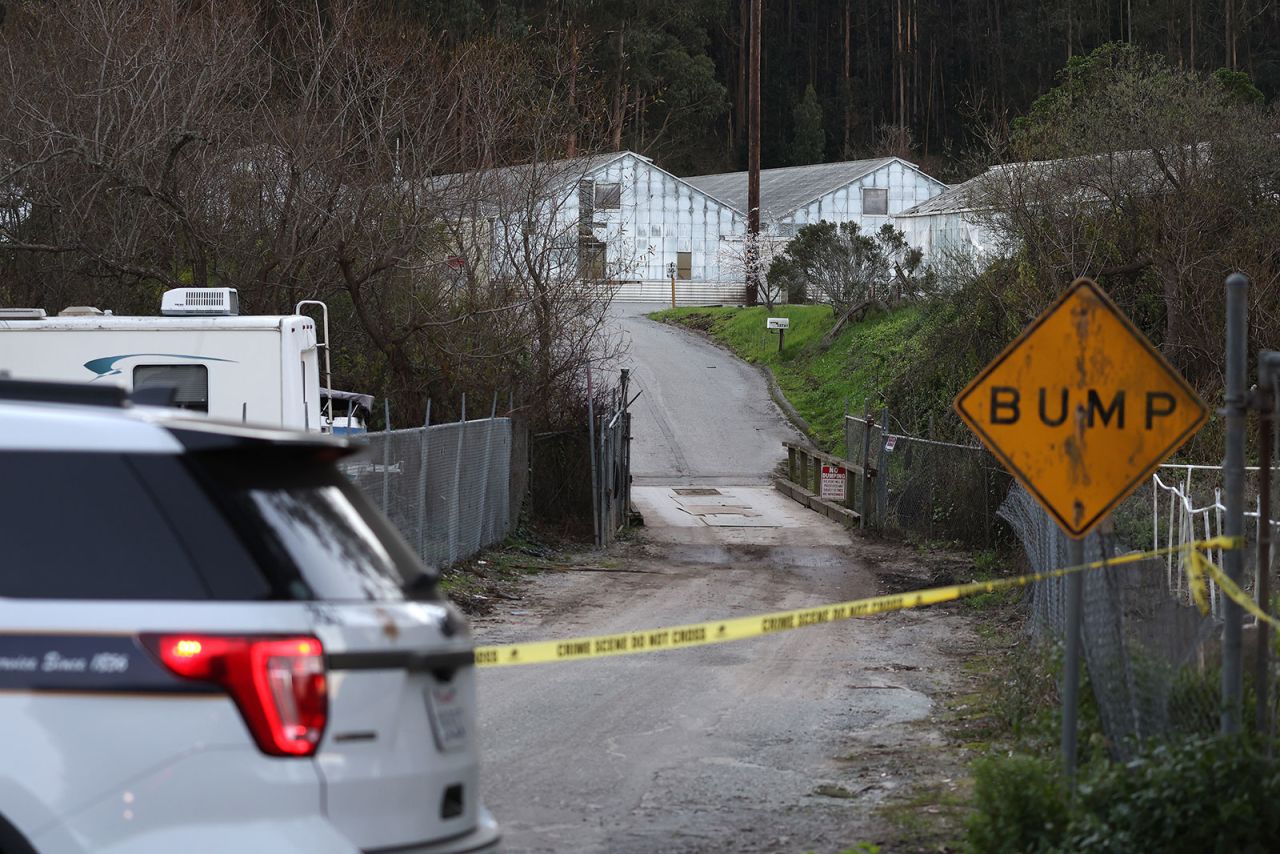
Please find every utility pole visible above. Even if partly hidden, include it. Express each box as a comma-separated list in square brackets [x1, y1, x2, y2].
[746, 0, 761, 306]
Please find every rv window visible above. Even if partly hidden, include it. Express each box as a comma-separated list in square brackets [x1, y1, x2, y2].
[134, 364, 209, 412]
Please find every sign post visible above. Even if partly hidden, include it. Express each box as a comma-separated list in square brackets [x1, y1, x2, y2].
[953, 277, 1208, 786]
[667, 262, 677, 309]
[767, 316, 789, 353]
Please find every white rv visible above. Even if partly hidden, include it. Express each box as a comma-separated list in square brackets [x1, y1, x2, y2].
[0, 288, 333, 431]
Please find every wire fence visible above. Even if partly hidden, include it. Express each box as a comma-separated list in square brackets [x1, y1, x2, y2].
[1001, 484, 1230, 756]
[341, 416, 516, 569]
[844, 412, 1012, 547]
[843, 412, 1280, 756]
[591, 369, 633, 547]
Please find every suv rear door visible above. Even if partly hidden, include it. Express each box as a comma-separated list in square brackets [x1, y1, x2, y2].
[189, 447, 483, 851]
[0, 449, 327, 842]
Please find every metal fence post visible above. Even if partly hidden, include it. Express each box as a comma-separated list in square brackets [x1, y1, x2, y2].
[382, 398, 392, 513]
[417, 399, 431, 558]
[587, 372, 600, 548]
[623, 410, 633, 522]
[448, 394, 466, 565]
[1257, 396, 1272, 738]
[877, 405, 890, 526]
[614, 368, 624, 522]
[860, 400, 873, 530]
[604, 421, 616, 538]
[476, 393, 497, 547]
[927, 415, 936, 541]
[1062, 536, 1085, 788]
[1223, 273, 1249, 734]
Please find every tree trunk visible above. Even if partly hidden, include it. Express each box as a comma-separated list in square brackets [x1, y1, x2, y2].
[1225, 0, 1234, 69]
[610, 27, 626, 151]
[843, 0, 852, 155]
[1066, 0, 1072, 61]
[1189, 0, 1196, 67]
[566, 26, 579, 157]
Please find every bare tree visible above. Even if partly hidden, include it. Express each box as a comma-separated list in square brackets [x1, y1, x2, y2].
[716, 222, 789, 308]
[972, 46, 1280, 390]
[0, 0, 623, 428]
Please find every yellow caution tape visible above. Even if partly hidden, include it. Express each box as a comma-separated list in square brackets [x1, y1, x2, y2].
[474, 536, 1243, 668]
[1188, 546, 1280, 628]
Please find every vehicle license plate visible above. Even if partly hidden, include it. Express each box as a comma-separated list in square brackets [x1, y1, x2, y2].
[425, 684, 468, 752]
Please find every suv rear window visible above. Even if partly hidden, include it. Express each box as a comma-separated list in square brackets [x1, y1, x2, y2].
[0, 449, 435, 603]
[0, 452, 213, 600]
[191, 453, 434, 603]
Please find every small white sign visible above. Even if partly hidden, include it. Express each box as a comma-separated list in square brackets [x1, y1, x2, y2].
[884, 436, 898, 452]
[820, 464, 847, 501]
[766, 317, 790, 329]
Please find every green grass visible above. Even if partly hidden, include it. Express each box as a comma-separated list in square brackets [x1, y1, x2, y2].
[650, 304, 924, 452]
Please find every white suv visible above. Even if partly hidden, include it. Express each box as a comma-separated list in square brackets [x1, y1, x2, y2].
[0, 380, 499, 854]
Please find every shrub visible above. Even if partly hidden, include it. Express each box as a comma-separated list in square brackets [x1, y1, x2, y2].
[1067, 735, 1280, 853]
[965, 754, 1068, 854]
[967, 737, 1280, 854]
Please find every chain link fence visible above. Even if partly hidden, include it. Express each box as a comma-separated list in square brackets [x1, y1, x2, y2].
[342, 416, 517, 569]
[843, 411, 1279, 756]
[844, 413, 1012, 547]
[1001, 484, 1230, 756]
[591, 374, 633, 548]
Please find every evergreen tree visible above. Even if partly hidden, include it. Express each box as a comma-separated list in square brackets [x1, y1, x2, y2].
[789, 84, 824, 165]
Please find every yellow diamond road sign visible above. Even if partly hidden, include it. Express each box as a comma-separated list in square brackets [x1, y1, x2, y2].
[954, 278, 1208, 539]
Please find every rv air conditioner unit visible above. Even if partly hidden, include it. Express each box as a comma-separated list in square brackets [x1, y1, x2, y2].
[161, 288, 239, 317]
[0, 308, 47, 320]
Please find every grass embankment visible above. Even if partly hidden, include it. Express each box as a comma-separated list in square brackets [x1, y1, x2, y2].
[650, 304, 923, 453]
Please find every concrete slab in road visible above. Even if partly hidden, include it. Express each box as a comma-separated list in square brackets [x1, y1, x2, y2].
[632, 485, 852, 545]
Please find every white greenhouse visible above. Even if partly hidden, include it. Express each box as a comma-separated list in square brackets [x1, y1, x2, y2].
[449, 151, 950, 305]
[892, 170, 1004, 264]
[449, 151, 747, 305]
[685, 157, 948, 238]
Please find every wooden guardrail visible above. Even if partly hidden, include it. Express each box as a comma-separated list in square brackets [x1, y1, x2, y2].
[774, 440, 861, 528]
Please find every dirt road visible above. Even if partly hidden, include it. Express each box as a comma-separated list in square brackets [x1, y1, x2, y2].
[475, 306, 976, 852]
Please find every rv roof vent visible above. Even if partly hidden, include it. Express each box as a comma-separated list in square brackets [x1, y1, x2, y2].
[161, 287, 239, 317]
[0, 308, 47, 320]
[58, 306, 104, 317]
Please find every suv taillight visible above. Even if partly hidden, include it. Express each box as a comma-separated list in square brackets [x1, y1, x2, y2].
[143, 634, 327, 757]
